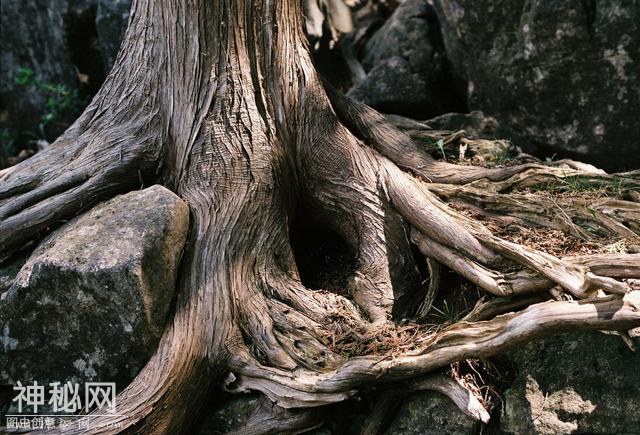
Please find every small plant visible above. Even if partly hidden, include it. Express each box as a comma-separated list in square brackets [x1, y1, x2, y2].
[1, 128, 16, 156]
[562, 176, 595, 192]
[610, 176, 636, 193]
[529, 175, 638, 196]
[431, 300, 458, 323]
[434, 139, 447, 161]
[561, 176, 636, 194]
[14, 66, 87, 144]
[492, 146, 516, 165]
[15, 67, 35, 86]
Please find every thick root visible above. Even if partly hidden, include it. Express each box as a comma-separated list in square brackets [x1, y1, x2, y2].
[5, 36, 638, 435]
[325, 85, 549, 184]
[402, 375, 490, 423]
[225, 395, 323, 435]
[426, 182, 640, 239]
[298, 117, 424, 322]
[0, 124, 161, 263]
[226, 292, 640, 408]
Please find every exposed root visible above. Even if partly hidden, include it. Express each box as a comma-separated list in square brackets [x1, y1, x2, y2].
[403, 375, 490, 423]
[411, 230, 550, 297]
[426, 182, 639, 239]
[4, 4, 639, 431]
[225, 395, 323, 435]
[325, 86, 638, 191]
[227, 293, 640, 408]
[569, 253, 640, 278]
[325, 83, 548, 185]
[0, 125, 161, 262]
[482, 236, 630, 298]
[387, 161, 631, 300]
[359, 393, 402, 435]
[462, 294, 552, 322]
[384, 163, 497, 264]
[414, 258, 441, 321]
[360, 373, 490, 434]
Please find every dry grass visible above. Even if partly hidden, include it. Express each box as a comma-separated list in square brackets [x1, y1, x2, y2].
[495, 226, 619, 257]
[322, 321, 442, 358]
[448, 201, 629, 257]
[322, 277, 482, 359]
[448, 358, 509, 412]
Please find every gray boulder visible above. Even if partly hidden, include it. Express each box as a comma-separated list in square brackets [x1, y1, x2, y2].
[501, 332, 640, 434]
[349, 56, 432, 115]
[385, 390, 478, 435]
[0, 0, 131, 167]
[360, 0, 435, 73]
[0, 185, 189, 388]
[433, 0, 640, 171]
[425, 110, 534, 150]
[348, 0, 454, 117]
[0, 0, 79, 150]
[197, 394, 261, 434]
[96, 0, 131, 70]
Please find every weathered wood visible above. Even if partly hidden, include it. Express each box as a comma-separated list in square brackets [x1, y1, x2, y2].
[1, 1, 638, 434]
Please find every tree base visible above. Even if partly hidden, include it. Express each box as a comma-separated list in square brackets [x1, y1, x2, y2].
[1, 1, 639, 433]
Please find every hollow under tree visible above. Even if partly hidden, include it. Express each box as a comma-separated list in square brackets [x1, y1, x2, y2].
[1, 0, 639, 433]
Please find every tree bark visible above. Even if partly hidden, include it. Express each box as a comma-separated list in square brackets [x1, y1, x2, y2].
[1, 1, 639, 434]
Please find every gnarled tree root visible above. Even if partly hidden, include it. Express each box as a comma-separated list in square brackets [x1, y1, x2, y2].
[5, 1, 640, 433]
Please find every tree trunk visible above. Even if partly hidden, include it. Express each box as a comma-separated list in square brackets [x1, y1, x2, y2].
[1, 1, 639, 434]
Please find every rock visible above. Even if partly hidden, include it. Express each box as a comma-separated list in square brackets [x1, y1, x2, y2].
[0, 0, 131, 167]
[426, 110, 535, 150]
[501, 332, 640, 434]
[433, 0, 640, 171]
[96, 0, 132, 70]
[198, 393, 322, 434]
[349, 55, 435, 119]
[385, 391, 478, 435]
[197, 394, 261, 434]
[348, 0, 459, 117]
[360, 0, 435, 73]
[0, 185, 189, 388]
[0, 0, 79, 145]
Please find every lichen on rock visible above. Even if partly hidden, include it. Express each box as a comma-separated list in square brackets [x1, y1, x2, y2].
[0, 185, 189, 388]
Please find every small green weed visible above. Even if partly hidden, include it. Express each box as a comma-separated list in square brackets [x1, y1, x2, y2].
[434, 139, 447, 161]
[1, 128, 16, 157]
[14, 67, 87, 143]
[431, 300, 459, 323]
[491, 145, 517, 165]
[531, 175, 638, 195]
[15, 67, 35, 86]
